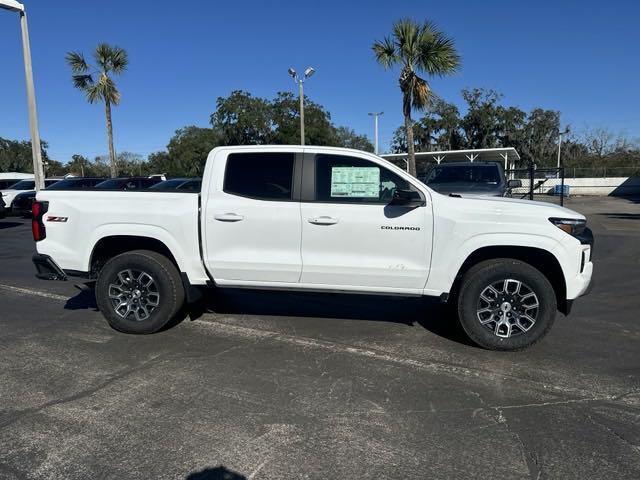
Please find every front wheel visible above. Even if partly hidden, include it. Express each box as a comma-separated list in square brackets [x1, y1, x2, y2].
[96, 250, 185, 334]
[457, 259, 557, 351]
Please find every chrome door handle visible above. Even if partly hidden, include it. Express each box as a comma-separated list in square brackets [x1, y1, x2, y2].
[214, 213, 244, 222]
[308, 216, 339, 225]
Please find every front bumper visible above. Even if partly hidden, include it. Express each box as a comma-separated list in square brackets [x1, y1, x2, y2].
[32, 254, 68, 281]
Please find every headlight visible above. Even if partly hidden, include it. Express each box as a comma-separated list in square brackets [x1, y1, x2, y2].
[549, 217, 587, 236]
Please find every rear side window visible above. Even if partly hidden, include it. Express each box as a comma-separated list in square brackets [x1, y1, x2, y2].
[315, 154, 411, 204]
[224, 152, 294, 201]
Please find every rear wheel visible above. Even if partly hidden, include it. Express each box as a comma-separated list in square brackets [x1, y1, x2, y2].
[96, 250, 185, 334]
[457, 259, 557, 351]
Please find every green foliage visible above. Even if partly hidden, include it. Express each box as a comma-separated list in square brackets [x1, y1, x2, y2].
[334, 127, 375, 152]
[210, 91, 272, 145]
[270, 92, 338, 146]
[209, 90, 373, 150]
[166, 126, 222, 176]
[391, 87, 568, 167]
[44, 160, 66, 176]
[0, 137, 49, 173]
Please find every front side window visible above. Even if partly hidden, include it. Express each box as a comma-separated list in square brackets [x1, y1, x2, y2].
[315, 154, 411, 203]
[224, 152, 294, 201]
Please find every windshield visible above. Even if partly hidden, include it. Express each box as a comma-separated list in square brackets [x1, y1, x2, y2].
[94, 179, 125, 189]
[425, 165, 501, 185]
[148, 179, 186, 190]
[6, 180, 35, 190]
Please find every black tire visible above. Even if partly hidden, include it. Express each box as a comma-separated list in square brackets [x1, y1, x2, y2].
[96, 250, 185, 334]
[457, 259, 557, 351]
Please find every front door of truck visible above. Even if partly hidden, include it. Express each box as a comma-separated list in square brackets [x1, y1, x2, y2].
[299, 152, 432, 291]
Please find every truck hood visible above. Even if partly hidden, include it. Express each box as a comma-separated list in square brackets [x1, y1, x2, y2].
[447, 193, 585, 220]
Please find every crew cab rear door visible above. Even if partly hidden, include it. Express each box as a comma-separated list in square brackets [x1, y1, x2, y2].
[202, 150, 302, 283]
[299, 151, 432, 291]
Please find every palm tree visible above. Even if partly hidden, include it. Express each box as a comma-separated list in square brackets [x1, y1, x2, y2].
[66, 44, 128, 178]
[373, 20, 460, 176]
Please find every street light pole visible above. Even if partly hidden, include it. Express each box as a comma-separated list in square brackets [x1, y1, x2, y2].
[298, 80, 305, 146]
[557, 127, 569, 178]
[1, 0, 45, 191]
[288, 67, 315, 146]
[368, 112, 384, 154]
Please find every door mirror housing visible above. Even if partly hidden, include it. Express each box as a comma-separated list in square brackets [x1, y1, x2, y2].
[507, 179, 522, 188]
[390, 189, 424, 207]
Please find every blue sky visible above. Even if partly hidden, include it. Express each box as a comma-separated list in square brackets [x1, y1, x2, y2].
[1, 0, 638, 162]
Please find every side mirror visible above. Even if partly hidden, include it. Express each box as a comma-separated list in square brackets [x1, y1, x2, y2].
[390, 189, 424, 207]
[507, 179, 522, 188]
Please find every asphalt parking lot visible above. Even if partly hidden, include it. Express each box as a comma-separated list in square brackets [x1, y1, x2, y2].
[1, 196, 639, 480]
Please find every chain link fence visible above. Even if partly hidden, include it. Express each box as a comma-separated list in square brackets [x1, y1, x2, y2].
[506, 166, 567, 206]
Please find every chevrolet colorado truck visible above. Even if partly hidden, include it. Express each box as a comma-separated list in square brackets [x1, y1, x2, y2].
[31, 146, 593, 350]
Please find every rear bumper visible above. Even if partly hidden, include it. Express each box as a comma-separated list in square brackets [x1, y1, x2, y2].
[32, 254, 68, 281]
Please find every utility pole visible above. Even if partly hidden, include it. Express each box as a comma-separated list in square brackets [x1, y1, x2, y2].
[557, 127, 569, 178]
[1, 0, 45, 190]
[288, 67, 315, 146]
[368, 112, 384, 154]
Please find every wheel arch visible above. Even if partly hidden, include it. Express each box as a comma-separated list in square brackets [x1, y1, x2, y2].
[89, 235, 179, 277]
[450, 245, 569, 314]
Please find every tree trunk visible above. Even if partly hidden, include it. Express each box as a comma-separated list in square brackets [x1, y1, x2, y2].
[404, 114, 417, 176]
[105, 99, 117, 178]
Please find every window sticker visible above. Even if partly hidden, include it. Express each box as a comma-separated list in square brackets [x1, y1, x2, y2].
[330, 167, 380, 198]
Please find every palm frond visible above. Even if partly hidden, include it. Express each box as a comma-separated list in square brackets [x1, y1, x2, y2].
[94, 43, 128, 74]
[72, 74, 94, 91]
[372, 36, 398, 69]
[393, 18, 419, 65]
[65, 51, 89, 73]
[85, 84, 104, 104]
[98, 74, 121, 105]
[416, 24, 461, 76]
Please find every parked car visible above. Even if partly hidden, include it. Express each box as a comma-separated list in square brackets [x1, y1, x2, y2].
[0, 172, 34, 190]
[94, 177, 162, 190]
[0, 179, 24, 190]
[147, 178, 202, 192]
[0, 179, 59, 210]
[0, 194, 6, 219]
[11, 177, 107, 216]
[420, 162, 521, 197]
[32, 146, 593, 351]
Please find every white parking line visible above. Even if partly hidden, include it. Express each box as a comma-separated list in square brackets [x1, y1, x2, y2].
[0, 283, 68, 302]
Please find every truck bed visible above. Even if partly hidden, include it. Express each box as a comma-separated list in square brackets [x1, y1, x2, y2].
[35, 190, 209, 284]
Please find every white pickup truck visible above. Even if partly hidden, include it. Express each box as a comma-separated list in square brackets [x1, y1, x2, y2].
[32, 146, 593, 350]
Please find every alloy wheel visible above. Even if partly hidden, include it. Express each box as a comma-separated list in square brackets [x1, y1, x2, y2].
[108, 269, 160, 321]
[476, 279, 539, 338]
